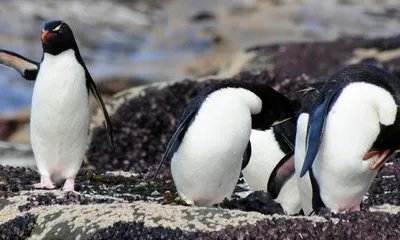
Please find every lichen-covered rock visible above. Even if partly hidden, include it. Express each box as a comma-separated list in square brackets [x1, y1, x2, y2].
[0, 214, 36, 240]
[88, 34, 400, 178]
[88, 210, 400, 240]
[0, 159, 398, 239]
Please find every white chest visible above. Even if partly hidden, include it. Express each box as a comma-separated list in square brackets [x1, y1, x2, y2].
[32, 50, 88, 110]
[36, 50, 86, 92]
[31, 50, 89, 133]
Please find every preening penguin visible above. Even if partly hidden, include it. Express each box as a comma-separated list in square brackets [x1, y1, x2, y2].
[295, 64, 400, 215]
[242, 118, 302, 215]
[0, 20, 114, 192]
[153, 80, 295, 206]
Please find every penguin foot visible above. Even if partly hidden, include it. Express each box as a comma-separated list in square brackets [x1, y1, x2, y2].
[33, 175, 56, 189]
[62, 178, 78, 194]
[362, 149, 391, 170]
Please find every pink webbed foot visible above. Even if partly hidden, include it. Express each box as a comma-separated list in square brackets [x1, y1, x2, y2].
[33, 175, 56, 189]
[62, 178, 79, 194]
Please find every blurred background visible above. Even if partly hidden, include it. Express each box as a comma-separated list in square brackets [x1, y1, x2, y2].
[0, 0, 399, 165]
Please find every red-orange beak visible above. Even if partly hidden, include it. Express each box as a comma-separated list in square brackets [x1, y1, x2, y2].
[41, 31, 53, 42]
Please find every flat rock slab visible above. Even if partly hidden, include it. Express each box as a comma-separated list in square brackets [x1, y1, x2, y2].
[2, 195, 277, 239]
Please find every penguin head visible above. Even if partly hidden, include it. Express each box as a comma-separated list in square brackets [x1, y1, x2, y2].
[41, 20, 77, 55]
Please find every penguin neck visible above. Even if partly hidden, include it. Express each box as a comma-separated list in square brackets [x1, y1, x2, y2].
[42, 49, 76, 61]
[42, 40, 79, 57]
[41, 43, 85, 71]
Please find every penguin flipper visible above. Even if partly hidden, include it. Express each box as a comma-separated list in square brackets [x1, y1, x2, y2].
[86, 73, 114, 150]
[0, 50, 39, 80]
[241, 141, 252, 170]
[300, 90, 338, 177]
[153, 98, 203, 179]
[267, 152, 294, 199]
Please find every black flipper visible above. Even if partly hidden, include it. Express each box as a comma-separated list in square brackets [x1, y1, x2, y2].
[86, 73, 114, 150]
[267, 153, 295, 199]
[309, 168, 326, 214]
[152, 98, 203, 179]
[300, 89, 340, 177]
[241, 141, 252, 170]
[0, 49, 39, 80]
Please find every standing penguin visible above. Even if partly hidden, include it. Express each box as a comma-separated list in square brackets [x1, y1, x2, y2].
[242, 118, 302, 215]
[153, 80, 295, 206]
[0, 20, 114, 192]
[295, 64, 400, 215]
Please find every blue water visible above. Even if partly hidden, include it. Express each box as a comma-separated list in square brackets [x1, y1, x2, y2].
[0, 70, 34, 116]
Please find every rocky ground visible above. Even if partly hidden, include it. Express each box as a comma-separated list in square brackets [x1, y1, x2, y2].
[1, 33, 400, 239]
[0, 161, 399, 239]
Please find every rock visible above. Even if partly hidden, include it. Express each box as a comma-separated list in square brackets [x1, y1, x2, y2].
[95, 77, 149, 96]
[2, 35, 400, 239]
[87, 34, 400, 177]
[0, 165, 328, 239]
[0, 109, 30, 141]
[0, 162, 399, 239]
[0, 120, 18, 140]
[189, 11, 216, 22]
[0, 141, 35, 168]
[8, 124, 30, 144]
[0, 214, 36, 240]
[220, 191, 285, 215]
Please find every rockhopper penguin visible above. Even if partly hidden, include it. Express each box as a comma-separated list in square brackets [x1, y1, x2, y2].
[153, 80, 295, 206]
[295, 64, 400, 215]
[0, 20, 114, 192]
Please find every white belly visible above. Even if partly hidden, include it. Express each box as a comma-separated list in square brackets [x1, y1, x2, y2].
[171, 89, 261, 206]
[242, 129, 284, 191]
[30, 50, 89, 181]
[242, 129, 301, 215]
